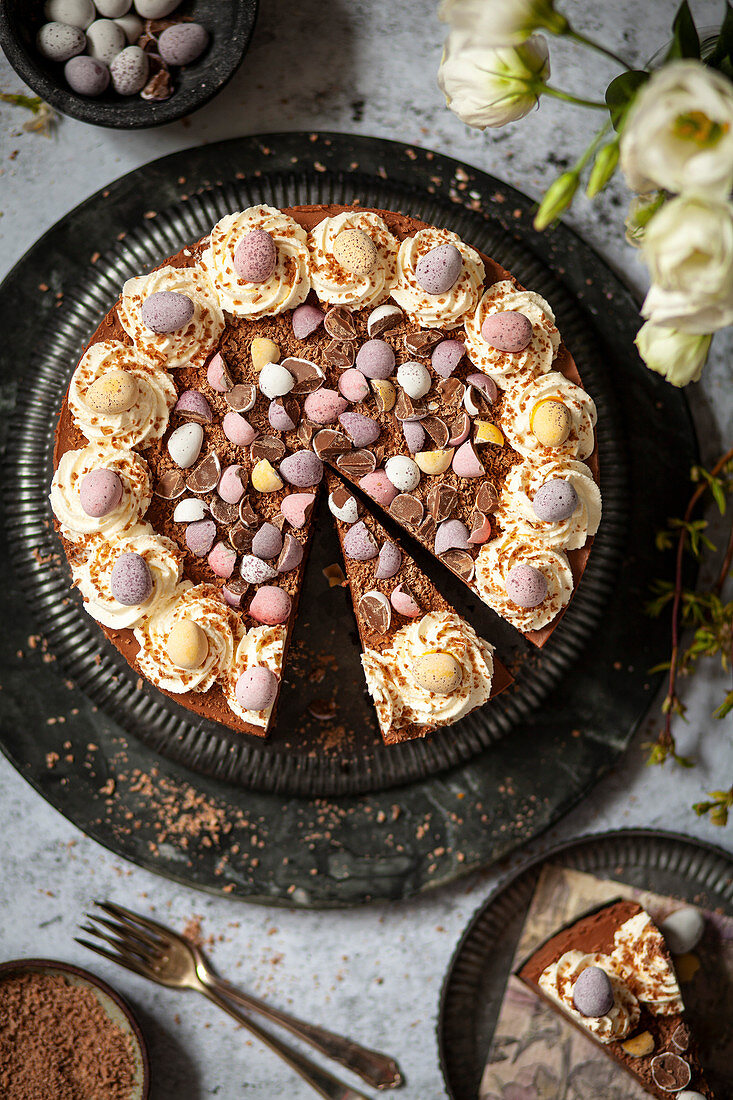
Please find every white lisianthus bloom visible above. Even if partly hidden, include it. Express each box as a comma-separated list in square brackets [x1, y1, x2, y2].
[438, 0, 567, 44]
[438, 31, 550, 129]
[640, 194, 733, 333]
[635, 321, 712, 386]
[620, 61, 733, 198]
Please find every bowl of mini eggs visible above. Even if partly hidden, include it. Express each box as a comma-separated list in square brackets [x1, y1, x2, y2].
[0, 0, 258, 128]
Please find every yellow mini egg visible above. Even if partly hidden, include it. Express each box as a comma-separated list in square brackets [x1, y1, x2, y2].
[415, 449, 453, 475]
[167, 619, 208, 670]
[86, 370, 138, 415]
[475, 421, 504, 446]
[251, 337, 280, 373]
[530, 398, 572, 447]
[371, 378, 396, 412]
[621, 1032, 655, 1058]
[332, 228, 378, 276]
[413, 652, 463, 694]
[251, 458, 284, 493]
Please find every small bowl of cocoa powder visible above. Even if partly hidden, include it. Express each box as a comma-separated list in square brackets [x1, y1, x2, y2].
[0, 959, 150, 1100]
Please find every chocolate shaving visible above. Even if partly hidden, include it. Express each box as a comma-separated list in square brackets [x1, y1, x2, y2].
[154, 470, 185, 499]
[336, 449, 376, 478]
[422, 416, 449, 448]
[251, 436, 286, 463]
[186, 453, 221, 494]
[476, 481, 500, 514]
[323, 339, 355, 368]
[210, 495, 240, 525]
[226, 383, 256, 412]
[324, 306, 357, 341]
[390, 493, 424, 527]
[440, 548, 475, 582]
[229, 522, 254, 553]
[282, 357, 324, 395]
[404, 329, 443, 356]
[427, 482, 458, 522]
[313, 429, 351, 460]
[359, 591, 392, 635]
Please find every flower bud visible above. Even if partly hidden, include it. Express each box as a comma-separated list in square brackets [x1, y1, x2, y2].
[534, 171, 579, 230]
[586, 140, 620, 197]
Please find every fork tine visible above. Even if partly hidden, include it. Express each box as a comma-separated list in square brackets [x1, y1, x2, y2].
[81, 919, 158, 966]
[75, 937, 156, 982]
[92, 914, 163, 953]
[95, 899, 175, 943]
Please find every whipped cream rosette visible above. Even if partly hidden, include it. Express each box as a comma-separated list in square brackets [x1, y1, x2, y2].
[308, 210, 399, 308]
[118, 264, 224, 370]
[50, 442, 152, 544]
[222, 623, 287, 727]
[133, 583, 237, 695]
[361, 611, 494, 736]
[464, 279, 560, 388]
[539, 951, 641, 1043]
[502, 370, 597, 460]
[497, 456, 601, 552]
[612, 912, 684, 1015]
[72, 525, 183, 630]
[69, 340, 176, 449]
[202, 206, 311, 317]
[390, 227, 484, 328]
[476, 535, 573, 631]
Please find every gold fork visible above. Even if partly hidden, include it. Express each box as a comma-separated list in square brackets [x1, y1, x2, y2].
[77, 900, 403, 1098]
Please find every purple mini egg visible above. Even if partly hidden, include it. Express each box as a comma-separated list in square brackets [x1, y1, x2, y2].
[174, 389, 212, 422]
[338, 411, 380, 447]
[79, 468, 123, 518]
[110, 552, 152, 606]
[279, 450, 324, 488]
[158, 22, 209, 66]
[277, 535, 304, 574]
[249, 585, 292, 625]
[185, 519, 216, 558]
[252, 522, 283, 561]
[64, 55, 110, 96]
[355, 339, 395, 380]
[435, 519, 470, 556]
[268, 400, 297, 433]
[481, 310, 533, 354]
[235, 665, 279, 712]
[572, 966, 614, 1018]
[375, 542, 402, 580]
[304, 389, 348, 425]
[234, 229, 277, 284]
[141, 291, 194, 334]
[292, 303, 324, 340]
[415, 243, 462, 295]
[402, 420, 426, 454]
[466, 372, 498, 404]
[506, 563, 548, 609]
[343, 521, 378, 562]
[532, 479, 579, 523]
[431, 339, 465, 378]
[223, 411, 256, 447]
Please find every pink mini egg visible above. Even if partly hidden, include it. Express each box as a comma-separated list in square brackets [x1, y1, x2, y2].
[249, 585, 292, 625]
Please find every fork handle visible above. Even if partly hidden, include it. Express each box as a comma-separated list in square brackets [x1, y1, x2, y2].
[205, 974, 403, 1090]
[200, 985, 369, 1100]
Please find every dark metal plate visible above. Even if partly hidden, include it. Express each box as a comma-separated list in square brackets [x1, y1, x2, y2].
[0, 134, 697, 905]
[438, 829, 733, 1100]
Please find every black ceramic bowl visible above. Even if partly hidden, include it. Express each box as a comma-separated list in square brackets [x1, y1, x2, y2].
[0, 0, 258, 129]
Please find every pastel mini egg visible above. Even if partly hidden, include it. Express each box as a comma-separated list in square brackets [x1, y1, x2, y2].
[532, 479, 579, 523]
[206, 353, 230, 392]
[185, 519, 216, 557]
[277, 534, 303, 573]
[465, 372, 498, 404]
[95, 0, 132, 16]
[218, 464, 247, 505]
[110, 44, 148, 95]
[435, 519, 470, 556]
[304, 388, 348, 425]
[328, 491, 359, 525]
[79, 468, 123, 517]
[167, 422, 203, 469]
[431, 339, 465, 378]
[223, 411, 256, 447]
[259, 362, 294, 400]
[174, 389, 212, 422]
[252, 522, 283, 561]
[572, 966, 614, 1018]
[235, 666, 279, 712]
[240, 555, 277, 585]
[371, 379, 396, 412]
[44, 0, 95, 28]
[342, 521, 378, 561]
[251, 459, 284, 493]
[474, 421, 504, 446]
[397, 360, 431, 400]
[660, 908, 705, 956]
[37, 21, 86, 62]
[415, 243, 462, 295]
[375, 541, 402, 580]
[506, 563, 548, 608]
[402, 421, 425, 454]
[481, 310, 534, 353]
[385, 455, 420, 492]
[166, 619, 208, 669]
[86, 18, 126, 65]
[338, 368, 370, 403]
[249, 585, 292, 625]
[208, 542, 236, 579]
[65, 55, 110, 95]
[279, 451, 323, 488]
[141, 291, 194, 334]
[332, 228, 378, 275]
[390, 583, 421, 618]
[268, 400, 297, 432]
[413, 652, 462, 694]
[134, 0, 183, 18]
[415, 449, 452, 475]
[158, 22, 209, 66]
[251, 337, 280, 372]
[530, 399, 572, 447]
[115, 12, 143, 41]
[291, 303, 324, 340]
[110, 552, 152, 605]
[86, 370, 138, 414]
[173, 497, 207, 523]
[338, 411, 380, 448]
[451, 440, 484, 478]
[234, 229, 277, 284]
[359, 470, 398, 508]
[355, 339, 395, 380]
[280, 492, 315, 529]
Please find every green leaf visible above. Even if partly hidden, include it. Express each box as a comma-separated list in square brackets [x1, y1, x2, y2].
[665, 1, 701, 60]
[605, 71, 649, 131]
[713, 691, 733, 720]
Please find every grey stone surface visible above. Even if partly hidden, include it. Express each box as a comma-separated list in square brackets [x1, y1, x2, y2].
[1, 2, 732, 1097]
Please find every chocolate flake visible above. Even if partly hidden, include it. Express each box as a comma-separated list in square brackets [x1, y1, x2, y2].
[226, 383, 256, 412]
[324, 306, 357, 341]
[390, 493, 424, 527]
[313, 429, 351, 460]
[440, 548, 475, 582]
[323, 338, 355, 369]
[251, 436, 286, 463]
[154, 470, 185, 499]
[336, 449, 376, 478]
[359, 591, 392, 635]
[476, 481, 500, 514]
[422, 416, 450, 448]
[186, 453, 221, 494]
[404, 329, 443, 356]
[282, 357, 324, 395]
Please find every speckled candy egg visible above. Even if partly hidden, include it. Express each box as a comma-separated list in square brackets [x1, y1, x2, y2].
[259, 362, 294, 400]
[359, 470, 398, 508]
[218, 464, 247, 505]
[110, 45, 148, 94]
[86, 18, 126, 64]
[279, 450, 323, 488]
[506, 563, 548, 609]
[133, 0, 181, 16]
[37, 22, 86, 61]
[338, 368, 370, 403]
[304, 389, 348, 425]
[174, 389, 211, 422]
[249, 586, 292, 625]
[343, 521, 378, 562]
[252, 522, 283, 560]
[115, 12, 143, 42]
[413, 652, 462, 694]
[235, 666, 279, 712]
[158, 22, 209, 65]
[385, 455, 420, 493]
[355, 339, 395, 380]
[223, 411, 256, 447]
[434, 519, 470, 556]
[167, 422, 203, 469]
[481, 310, 533, 353]
[572, 966, 614, 1018]
[415, 243, 462, 295]
[338, 411, 380, 448]
[291, 303, 324, 340]
[79, 468, 123, 517]
[141, 291, 194, 334]
[397, 360, 431, 400]
[530, 399, 572, 448]
[240, 556, 277, 584]
[167, 619, 208, 669]
[332, 228, 378, 275]
[64, 55, 110, 95]
[402, 420, 425, 454]
[44, 0, 95, 28]
[110, 552, 152, 605]
[268, 400, 297, 433]
[185, 519, 216, 557]
[431, 339, 465, 378]
[86, 370, 137, 414]
[375, 542, 401, 580]
[234, 230, 277, 283]
[328, 491, 359, 525]
[532, 479, 578, 523]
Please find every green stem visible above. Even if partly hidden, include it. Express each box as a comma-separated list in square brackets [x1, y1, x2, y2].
[543, 86, 608, 110]
[572, 120, 613, 172]
[566, 29, 634, 70]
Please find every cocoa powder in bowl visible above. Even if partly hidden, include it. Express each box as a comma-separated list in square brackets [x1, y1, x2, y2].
[0, 964, 143, 1099]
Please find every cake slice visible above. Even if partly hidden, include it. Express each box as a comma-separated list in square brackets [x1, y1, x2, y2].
[325, 470, 512, 744]
[518, 899, 715, 1099]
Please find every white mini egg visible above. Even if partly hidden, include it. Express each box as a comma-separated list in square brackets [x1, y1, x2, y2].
[43, 0, 95, 28]
[110, 45, 148, 94]
[167, 423, 203, 469]
[397, 360, 431, 400]
[86, 18, 126, 64]
[259, 362, 295, 400]
[385, 455, 421, 492]
[36, 22, 86, 62]
[115, 12, 143, 42]
[328, 492, 359, 525]
[660, 907, 705, 955]
[95, 0, 132, 16]
[134, 0, 181, 17]
[173, 497, 208, 523]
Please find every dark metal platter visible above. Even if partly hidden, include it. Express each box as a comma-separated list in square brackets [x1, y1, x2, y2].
[438, 829, 733, 1100]
[0, 133, 696, 905]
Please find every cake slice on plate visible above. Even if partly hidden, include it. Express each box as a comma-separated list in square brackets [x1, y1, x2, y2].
[325, 470, 511, 744]
[517, 898, 715, 1099]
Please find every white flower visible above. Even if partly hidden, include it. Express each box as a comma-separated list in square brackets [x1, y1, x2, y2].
[438, 31, 550, 129]
[438, 0, 567, 45]
[620, 61, 733, 198]
[640, 194, 733, 333]
[635, 321, 712, 386]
